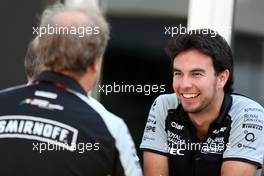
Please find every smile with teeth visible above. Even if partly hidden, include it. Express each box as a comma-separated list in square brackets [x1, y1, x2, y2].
[181, 93, 199, 99]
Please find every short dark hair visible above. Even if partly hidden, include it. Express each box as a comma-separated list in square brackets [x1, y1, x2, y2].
[166, 29, 234, 94]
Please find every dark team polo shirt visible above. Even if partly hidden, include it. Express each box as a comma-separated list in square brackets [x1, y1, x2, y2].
[165, 95, 232, 175]
[140, 93, 264, 176]
[0, 71, 142, 176]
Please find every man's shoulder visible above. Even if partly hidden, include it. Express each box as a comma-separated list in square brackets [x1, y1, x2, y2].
[0, 85, 29, 101]
[230, 94, 264, 119]
[0, 84, 28, 95]
[88, 96, 126, 128]
[231, 94, 263, 110]
[155, 93, 179, 110]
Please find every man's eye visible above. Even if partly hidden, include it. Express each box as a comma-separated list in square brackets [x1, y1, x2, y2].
[193, 73, 202, 76]
[174, 72, 182, 76]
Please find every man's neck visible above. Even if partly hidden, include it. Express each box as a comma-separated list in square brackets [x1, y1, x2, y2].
[188, 92, 225, 140]
[61, 71, 93, 92]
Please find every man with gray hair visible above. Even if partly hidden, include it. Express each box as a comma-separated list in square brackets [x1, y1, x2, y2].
[0, 2, 142, 176]
[24, 36, 40, 83]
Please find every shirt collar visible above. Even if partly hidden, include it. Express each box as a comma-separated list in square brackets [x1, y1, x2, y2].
[35, 71, 87, 96]
[214, 94, 233, 124]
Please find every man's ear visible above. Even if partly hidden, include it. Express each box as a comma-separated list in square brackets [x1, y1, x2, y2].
[87, 56, 101, 73]
[217, 69, 230, 89]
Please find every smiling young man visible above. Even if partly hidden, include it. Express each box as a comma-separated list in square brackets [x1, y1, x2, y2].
[140, 29, 264, 176]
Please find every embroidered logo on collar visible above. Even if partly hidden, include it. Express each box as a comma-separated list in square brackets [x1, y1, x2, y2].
[20, 98, 64, 111]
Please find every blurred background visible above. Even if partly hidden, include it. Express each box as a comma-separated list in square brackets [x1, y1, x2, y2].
[3, 0, 264, 160]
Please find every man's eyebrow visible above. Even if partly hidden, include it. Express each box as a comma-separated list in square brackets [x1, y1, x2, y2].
[173, 68, 206, 73]
[173, 68, 182, 72]
[190, 68, 206, 73]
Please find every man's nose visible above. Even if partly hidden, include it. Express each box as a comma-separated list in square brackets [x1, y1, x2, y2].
[180, 76, 193, 89]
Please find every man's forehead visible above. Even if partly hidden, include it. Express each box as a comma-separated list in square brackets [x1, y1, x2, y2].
[173, 50, 214, 72]
[174, 49, 212, 63]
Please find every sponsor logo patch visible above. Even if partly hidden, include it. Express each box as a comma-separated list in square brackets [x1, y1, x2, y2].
[242, 123, 263, 131]
[244, 130, 256, 142]
[171, 122, 184, 130]
[35, 90, 58, 99]
[0, 115, 78, 151]
[20, 98, 64, 111]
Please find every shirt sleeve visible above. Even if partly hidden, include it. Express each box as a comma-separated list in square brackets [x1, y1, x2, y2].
[80, 94, 143, 176]
[223, 102, 264, 168]
[140, 94, 177, 155]
[111, 117, 143, 176]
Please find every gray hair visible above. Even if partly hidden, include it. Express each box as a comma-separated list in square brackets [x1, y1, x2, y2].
[24, 37, 41, 80]
[37, 2, 109, 73]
